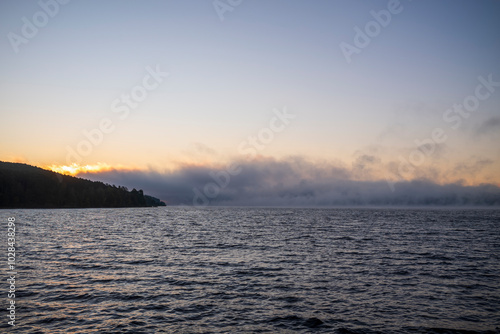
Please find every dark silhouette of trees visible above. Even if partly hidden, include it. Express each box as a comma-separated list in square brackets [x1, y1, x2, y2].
[0, 161, 166, 208]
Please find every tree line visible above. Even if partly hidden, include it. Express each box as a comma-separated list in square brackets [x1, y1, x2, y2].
[0, 161, 165, 208]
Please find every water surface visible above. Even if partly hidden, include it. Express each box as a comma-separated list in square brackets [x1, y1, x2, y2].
[1, 207, 499, 333]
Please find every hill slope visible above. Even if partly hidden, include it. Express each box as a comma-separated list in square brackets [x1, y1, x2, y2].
[0, 161, 165, 208]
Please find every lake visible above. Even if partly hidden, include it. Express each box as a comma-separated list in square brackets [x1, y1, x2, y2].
[1, 207, 499, 333]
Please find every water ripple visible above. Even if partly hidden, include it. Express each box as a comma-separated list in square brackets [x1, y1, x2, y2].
[0, 207, 499, 333]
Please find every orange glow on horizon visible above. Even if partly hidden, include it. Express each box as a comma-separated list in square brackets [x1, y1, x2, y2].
[45, 163, 116, 176]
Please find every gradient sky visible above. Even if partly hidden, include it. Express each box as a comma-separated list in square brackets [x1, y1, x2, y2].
[1, 0, 500, 204]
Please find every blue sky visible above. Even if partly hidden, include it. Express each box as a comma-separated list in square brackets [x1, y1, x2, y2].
[1, 0, 499, 204]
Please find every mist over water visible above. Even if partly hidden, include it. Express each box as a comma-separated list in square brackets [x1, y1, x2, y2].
[81, 161, 500, 207]
[2, 208, 499, 333]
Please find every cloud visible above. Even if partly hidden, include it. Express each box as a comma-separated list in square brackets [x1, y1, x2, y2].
[377, 122, 406, 142]
[351, 154, 381, 180]
[475, 117, 500, 137]
[187, 142, 217, 156]
[79, 157, 500, 207]
[453, 158, 494, 176]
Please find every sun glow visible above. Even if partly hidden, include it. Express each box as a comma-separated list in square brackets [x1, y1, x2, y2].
[45, 163, 115, 176]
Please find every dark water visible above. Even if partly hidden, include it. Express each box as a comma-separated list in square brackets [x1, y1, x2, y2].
[1, 207, 499, 333]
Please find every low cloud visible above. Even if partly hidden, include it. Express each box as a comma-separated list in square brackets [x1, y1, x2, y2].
[453, 158, 494, 176]
[79, 157, 500, 207]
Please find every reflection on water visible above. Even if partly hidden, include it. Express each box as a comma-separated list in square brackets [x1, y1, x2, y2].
[1, 207, 499, 333]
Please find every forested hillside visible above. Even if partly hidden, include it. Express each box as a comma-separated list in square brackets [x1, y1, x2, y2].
[0, 161, 165, 208]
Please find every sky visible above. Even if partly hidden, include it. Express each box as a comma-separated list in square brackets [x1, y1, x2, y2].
[1, 0, 500, 205]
